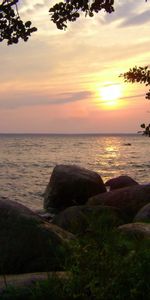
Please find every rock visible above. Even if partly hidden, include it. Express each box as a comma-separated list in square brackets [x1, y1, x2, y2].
[44, 164, 106, 211]
[36, 209, 55, 222]
[0, 197, 74, 275]
[105, 175, 138, 191]
[118, 223, 150, 239]
[134, 203, 150, 222]
[88, 185, 150, 220]
[52, 205, 125, 235]
[0, 271, 69, 293]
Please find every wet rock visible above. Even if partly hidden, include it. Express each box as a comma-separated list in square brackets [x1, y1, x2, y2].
[88, 185, 150, 220]
[52, 205, 125, 235]
[118, 223, 150, 239]
[35, 209, 55, 222]
[105, 175, 138, 191]
[0, 271, 68, 293]
[44, 164, 106, 211]
[0, 197, 74, 275]
[134, 203, 150, 222]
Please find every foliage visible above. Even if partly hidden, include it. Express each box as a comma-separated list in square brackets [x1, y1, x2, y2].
[49, 0, 114, 30]
[139, 123, 150, 136]
[0, 0, 115, 45]
[121, 66, 150, 135]
[1, 212, 150, 300]
[121, 66, 150, 100]
[1, 0, 148, 45]
[65, 213, 150, 300]
[0, 0, 37, 45]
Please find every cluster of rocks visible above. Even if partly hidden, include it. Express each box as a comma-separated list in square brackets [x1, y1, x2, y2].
[44, 165, 150, 237]
[0, 164, 150, 277]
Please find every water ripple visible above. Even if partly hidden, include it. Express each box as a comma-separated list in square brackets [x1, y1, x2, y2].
[0, 133, 149, 210]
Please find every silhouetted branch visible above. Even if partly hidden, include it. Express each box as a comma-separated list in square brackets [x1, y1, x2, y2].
[0, 0, 149, 44]
[139, 123, 150, 136]
[0, 0, 37, 45]
[49, 0, 114, 30]
[120, 66, 150, 99]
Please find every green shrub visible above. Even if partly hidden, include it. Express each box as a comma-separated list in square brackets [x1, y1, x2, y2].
[65, 212, 150, 300]
[1, 212, 150, 300]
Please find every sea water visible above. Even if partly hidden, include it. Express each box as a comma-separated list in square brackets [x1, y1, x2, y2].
[0, 133, 150, 210]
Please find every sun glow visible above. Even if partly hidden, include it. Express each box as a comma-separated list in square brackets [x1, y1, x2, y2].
[99, 83, 122, 108]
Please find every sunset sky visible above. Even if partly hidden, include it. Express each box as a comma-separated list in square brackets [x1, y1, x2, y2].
[1, 0, 150, 133]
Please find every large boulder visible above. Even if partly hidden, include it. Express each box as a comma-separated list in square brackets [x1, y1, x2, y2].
[134, 203, 150, 222]
[52, 205, 125, 235]
[105, 175, 138, 191]
[0, 197, 74, 275]
[88, 185, 150, 220]
[44, 164, 106, 211]
[118, 223, 150, 239]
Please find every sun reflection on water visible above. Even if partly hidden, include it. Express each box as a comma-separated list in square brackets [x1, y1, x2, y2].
[0, 133, 148, 210]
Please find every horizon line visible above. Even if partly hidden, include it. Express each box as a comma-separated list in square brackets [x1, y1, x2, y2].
[0, 132, 138, 135]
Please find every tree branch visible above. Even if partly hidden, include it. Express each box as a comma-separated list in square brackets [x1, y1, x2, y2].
[49, 0, 115, 30]
[0, 0, 37, 45]
[120, 66, 150, 100]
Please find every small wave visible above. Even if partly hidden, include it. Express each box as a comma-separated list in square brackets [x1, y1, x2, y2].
[123, 143, 132, 146]
[73, 142, 85, 146]
[1, 133, 150, 210]
[130, 163, 150, 168]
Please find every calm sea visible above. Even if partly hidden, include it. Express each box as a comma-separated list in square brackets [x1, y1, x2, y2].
[0, 133, 150, 210]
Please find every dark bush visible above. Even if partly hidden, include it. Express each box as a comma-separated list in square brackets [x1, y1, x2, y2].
[1, 212, 150, 300]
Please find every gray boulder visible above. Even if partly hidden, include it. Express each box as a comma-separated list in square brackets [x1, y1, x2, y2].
[88, 185, 150, 220]
[0, 197, 74, 275]
[105, 175, 138, 191]
[118, 223, 150, 239]
[134, 203, 150, 222]
[44, 164, 106, 211]
[52, 205, 124, 235]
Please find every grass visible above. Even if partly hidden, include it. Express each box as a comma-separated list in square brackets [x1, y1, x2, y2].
[1, 211, 150, 300]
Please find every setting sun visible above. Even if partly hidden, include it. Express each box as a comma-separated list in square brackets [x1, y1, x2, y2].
[99, 84, 122, 108]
